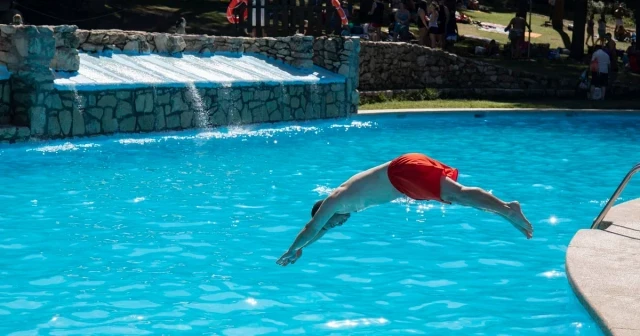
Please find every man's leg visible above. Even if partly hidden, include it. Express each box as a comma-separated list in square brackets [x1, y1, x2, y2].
[440, 176, 533, 239]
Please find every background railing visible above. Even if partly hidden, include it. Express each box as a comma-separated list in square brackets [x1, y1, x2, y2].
[230, 0, 343, 37]
[591, 163, 640, 229]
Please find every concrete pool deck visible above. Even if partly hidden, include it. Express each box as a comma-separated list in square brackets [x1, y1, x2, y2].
[566, 199, 640, 336]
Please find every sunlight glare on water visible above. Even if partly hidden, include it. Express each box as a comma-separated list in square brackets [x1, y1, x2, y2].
[2, 112, 638, 335]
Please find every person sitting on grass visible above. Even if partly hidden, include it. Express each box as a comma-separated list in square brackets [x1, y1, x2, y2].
[392, 2, 411, 41]
[276, 153, 533, 266]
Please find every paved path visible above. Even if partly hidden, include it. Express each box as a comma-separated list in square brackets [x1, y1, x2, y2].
[566, 199, 640, 336]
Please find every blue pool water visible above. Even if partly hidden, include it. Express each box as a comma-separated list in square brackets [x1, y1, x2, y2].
[2, 112, 640, 335]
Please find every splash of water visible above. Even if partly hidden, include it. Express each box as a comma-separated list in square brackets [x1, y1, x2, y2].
[185, 82, 208, 129]
[72, 87, 84, 112]
[27, 142, 100, 153]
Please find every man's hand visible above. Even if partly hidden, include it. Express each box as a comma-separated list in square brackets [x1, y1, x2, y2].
[276, 249, 302, 266]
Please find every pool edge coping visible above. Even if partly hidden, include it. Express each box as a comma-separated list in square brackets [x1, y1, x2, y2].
[565, 199, 640, 336]
[565, 246, 613, 336]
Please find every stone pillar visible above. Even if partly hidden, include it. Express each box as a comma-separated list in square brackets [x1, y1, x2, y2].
[0, 25, 56, 133]
[0, 24, 78, 137]
[52, 25, 81, 71]
[312, 36, 361, 116]
[341, 38, 360, 115]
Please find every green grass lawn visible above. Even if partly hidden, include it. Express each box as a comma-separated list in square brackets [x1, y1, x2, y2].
[359, 99, 640, 111]
[457, 10, 632, 51]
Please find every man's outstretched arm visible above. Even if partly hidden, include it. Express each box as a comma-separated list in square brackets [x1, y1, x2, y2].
[276, 197, 338, 266]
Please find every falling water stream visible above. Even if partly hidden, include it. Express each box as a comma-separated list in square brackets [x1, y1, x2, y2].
[185, 82, 208, 129]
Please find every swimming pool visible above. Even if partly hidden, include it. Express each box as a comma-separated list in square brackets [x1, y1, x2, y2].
[2, 112, 639, 335]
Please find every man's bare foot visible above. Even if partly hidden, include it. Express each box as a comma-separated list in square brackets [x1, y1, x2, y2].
[276, 249, 303, 266]
[290, 249, 303, 264]
[506, 201, 533, 239]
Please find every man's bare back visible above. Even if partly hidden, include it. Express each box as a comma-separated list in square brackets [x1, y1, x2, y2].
[329, 161, 403, 214]
[276, 153, 533, 266]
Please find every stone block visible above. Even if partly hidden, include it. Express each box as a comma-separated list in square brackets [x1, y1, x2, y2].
[102, 108, 117, 134]
[119, 116, 136, 132]
[269, 110, 282, 122]
[98, 95, 117, 108]
[135, 92, 153, 113]
[47, 116, 61, 136]
[0, 126, 16, 139]
[115, 91, 131, 100]
[171, 93, 187, 114]
[123, 40, 140, 54]
[154, 106, 166, 131]
[58, 109, 72, 136]
[166, 114, 180, 129]
[51, 47, 79, 72]
[43, 93, 63, 110]
[156, 92, 170, 105]
[75, 30, 89, 45]
[13, 26, 55, 62]
[87, 95, 97, 107]
[80, 43, 103, 53]
[85, 119, 101, 135]
[29, 106, 46, 136]
[291, 97, 300, 109]
[72, 107, 85, 136]
[115, 100, 133, 118]
[266, 100, 278, 113]
[138, 114, 155, 131]
[180, 111, 194, 128]
[16, 127, 30, 138]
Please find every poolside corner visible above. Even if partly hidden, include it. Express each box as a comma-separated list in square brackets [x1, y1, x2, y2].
[566, 199, 640, 336]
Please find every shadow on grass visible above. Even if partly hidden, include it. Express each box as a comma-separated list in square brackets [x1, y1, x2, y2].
[553, 26, 572, 50]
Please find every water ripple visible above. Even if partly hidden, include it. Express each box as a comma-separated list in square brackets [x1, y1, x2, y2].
[0, 113, 625, 335]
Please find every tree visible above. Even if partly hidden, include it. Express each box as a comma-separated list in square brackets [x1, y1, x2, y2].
[570, 0, 588, 60]
[552, 0, 565, 30]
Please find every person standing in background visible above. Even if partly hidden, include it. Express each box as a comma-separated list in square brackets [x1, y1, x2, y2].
[416, 0, 429, 45]
[596, 14, 607, 46]
[586, 13, 595, 47]
[368, 0, 385, 41]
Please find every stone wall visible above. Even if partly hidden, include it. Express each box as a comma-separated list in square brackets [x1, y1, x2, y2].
[359, 42, 573, 92]
[39, 83, 347, 139]
[313, 36, 360, 114]
[75, 30, 315, 69]
[0, 25, 360, 143]
[0, 79, 9, 124]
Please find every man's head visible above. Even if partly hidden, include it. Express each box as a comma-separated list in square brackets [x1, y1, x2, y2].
[311, 200, 351, 229]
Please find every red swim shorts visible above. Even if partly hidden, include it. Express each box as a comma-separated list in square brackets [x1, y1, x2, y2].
[387, 153, 459, 203]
